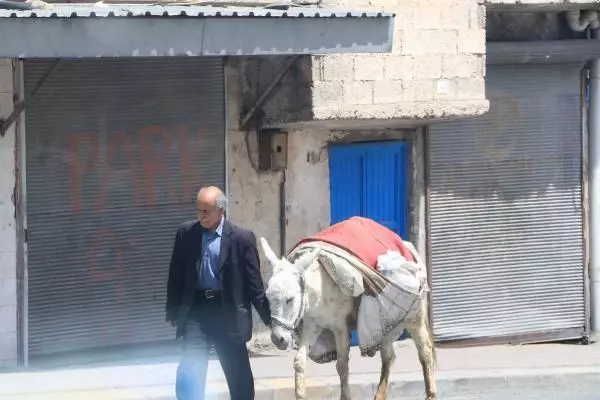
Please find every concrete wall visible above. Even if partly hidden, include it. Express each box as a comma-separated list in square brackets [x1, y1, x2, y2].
[226, 60, 427, 346]
[241, 0, 489, 128]
[0, 60, 17, 367]
[310, 0, 489, 122]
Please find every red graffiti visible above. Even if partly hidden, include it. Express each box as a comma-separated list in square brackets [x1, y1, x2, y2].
[67, 124, 204, 214]
[72, 124, 206, 311]
[87, 228, 139, 302]
[95, 131, 142, 213]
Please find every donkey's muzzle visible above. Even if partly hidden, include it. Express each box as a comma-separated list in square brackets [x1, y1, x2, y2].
[271, 331, 290, 350]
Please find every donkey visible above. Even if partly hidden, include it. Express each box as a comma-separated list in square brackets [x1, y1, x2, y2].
[259, 237, 437, 400]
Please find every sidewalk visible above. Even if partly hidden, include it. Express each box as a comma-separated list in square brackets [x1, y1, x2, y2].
[1, 341, 599, 399]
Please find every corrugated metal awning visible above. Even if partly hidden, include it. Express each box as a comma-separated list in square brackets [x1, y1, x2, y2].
[0, 4, 395, 58]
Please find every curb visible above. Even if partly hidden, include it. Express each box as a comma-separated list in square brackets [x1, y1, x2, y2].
[251, 367, 600, 399]
[3, 366, 600, 400]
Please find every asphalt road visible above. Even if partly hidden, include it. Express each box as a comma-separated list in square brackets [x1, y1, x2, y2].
[441, 392, 598, 400]
[421, 387, 599, 400]
[388, 374, 600, 400]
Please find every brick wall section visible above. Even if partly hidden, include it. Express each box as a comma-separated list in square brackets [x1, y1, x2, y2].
[309, 0, 489, 121]
[0, 59, 17, 367]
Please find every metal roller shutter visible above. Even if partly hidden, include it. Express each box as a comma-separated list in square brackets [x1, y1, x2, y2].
[428, 63, 586, 343]
[24, 58, 225, 356]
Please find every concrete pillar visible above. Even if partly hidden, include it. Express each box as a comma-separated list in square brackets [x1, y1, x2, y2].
[0, 59, 18, 367]
[589, 57, 600, 340]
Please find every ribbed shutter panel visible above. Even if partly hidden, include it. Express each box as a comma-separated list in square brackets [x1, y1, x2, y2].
[428, 64, 585, 342]
[24, 58, 225, 356]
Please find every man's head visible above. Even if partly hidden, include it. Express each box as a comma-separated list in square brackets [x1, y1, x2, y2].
[196, 186, 227, 231]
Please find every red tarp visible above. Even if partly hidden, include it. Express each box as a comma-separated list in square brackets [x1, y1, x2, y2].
[294, 216, 414, 269]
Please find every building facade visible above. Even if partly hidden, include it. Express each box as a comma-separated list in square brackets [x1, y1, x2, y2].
[0, 0, 597, 367]
[0, 3, 401, 366]
[230, 2, 592, 349]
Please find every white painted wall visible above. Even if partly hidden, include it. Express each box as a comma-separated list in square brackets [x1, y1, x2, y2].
[0, 59, 18, 367]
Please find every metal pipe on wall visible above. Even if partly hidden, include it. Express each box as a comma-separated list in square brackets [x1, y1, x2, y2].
[588, 52, 600, 340]
[582, 66, 592, 343]
[279, 169, 287, 257]
[14, 59, 28, 367]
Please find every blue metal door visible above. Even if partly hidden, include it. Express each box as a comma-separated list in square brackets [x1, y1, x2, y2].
[329, 140, 409, 237]
[328, 140, 410, 345]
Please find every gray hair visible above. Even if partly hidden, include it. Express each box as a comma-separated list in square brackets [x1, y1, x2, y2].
[215, 194, 228, 210]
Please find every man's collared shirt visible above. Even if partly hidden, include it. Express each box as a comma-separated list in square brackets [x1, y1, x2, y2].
[198, 217, 224, 291]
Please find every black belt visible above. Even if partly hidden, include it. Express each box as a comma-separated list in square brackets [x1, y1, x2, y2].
[195, 289, 221, 300]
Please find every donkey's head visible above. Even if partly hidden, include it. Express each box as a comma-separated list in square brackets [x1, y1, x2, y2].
[259, 237, 318, 350]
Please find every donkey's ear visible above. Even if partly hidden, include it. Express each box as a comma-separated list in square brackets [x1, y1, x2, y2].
[294, 250, 319, 271]
[259, 237, 280, 266]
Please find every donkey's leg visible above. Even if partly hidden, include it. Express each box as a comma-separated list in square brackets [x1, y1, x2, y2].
[294, 324, 320, 400]
[406, 315, 437, 400]
[374, 341, 396, 400]
[333, 327, 352, 400]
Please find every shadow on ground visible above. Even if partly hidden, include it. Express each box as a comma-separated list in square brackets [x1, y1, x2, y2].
[1, 338, 278, 375]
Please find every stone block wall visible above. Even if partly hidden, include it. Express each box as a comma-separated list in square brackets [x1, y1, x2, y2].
[235, 0, 489, 128]
[309, 0, 489, 122]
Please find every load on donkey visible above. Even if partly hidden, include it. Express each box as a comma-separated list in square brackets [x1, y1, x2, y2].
[260, 216, 437, 400]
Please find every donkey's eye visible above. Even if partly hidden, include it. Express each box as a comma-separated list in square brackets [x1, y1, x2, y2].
[286, 298, 293, 305]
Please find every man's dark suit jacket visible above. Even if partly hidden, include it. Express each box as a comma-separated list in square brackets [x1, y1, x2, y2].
[165, 219, 271, 343]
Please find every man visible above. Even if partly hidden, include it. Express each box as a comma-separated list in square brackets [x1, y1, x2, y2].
[165, 186, 271, 400]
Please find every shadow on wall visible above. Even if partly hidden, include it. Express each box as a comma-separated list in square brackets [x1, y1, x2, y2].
[429, 64, 582, 203]
[241, 55, 314, 127]
[486, 11, 587, 42]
